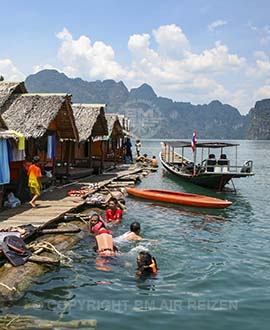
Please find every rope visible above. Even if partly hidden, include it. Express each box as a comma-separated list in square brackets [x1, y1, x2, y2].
[0, 282, 16, 292]
[27, 241, 73, 265]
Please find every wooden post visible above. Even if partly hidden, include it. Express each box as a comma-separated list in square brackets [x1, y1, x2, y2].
[88, 139, 91, 168]
[100, 141, 105, 174]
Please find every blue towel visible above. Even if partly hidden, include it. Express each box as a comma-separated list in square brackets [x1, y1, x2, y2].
[7, 139, 13, 162]
[47, 135, 56, 159]
[0, 139, 11, 184]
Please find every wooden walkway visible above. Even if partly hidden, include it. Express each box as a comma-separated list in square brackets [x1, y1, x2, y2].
[0, 164, 142, 231]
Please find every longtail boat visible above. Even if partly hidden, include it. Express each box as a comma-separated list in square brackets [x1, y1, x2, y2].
[160, 141, 254, 191]
[126, 187, 232, 209]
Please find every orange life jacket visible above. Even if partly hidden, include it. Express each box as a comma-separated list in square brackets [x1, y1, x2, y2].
[149, 258, 157, 273]
[96, 233, 114, 254]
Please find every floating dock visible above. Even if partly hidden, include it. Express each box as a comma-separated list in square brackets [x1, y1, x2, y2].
[0, 165, 143, 232]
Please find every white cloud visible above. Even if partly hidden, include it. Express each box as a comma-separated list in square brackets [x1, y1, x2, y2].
[247, 53, 270, 79]
[56, 27, 127, 80]
[128, 33, 150, 52]
[126, 26, 246, 110]
[208, 20, 227, 32]
[153, 24, 190, 58]
[254, 85, 270, 100]
[182, 41, 245, 73]
[253, 51, 267, 60]
[0, 58, 25, 81]
[27, 24, 270, 113]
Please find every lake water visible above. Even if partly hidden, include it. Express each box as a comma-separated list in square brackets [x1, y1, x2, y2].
[2, 140, 270, 329]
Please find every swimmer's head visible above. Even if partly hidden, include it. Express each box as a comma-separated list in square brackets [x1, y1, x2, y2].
[130, 222, 141, 234]
[108, 198, 118, 209]
[136, 251, 157, 275]
[89, 213, 100, 227]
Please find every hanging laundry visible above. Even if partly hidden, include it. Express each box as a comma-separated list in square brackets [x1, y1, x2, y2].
[12, 148, 25, 161]
[6, 139, 13, 162]
[10, 131, 25, 150]
[0, 139, 11, 184]
[47, 135, 56, 159]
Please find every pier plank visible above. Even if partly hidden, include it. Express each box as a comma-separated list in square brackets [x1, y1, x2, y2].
[0, 165, 144, 231]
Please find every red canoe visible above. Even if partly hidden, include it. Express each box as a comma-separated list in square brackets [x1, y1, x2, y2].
[126, 188, 232, 209]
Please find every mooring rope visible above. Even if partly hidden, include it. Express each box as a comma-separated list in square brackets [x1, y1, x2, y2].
[0, 282, 16, 292]
[27, 241, 73, 265]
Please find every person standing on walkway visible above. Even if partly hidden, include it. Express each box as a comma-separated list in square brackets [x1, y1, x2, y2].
[135, 139, 142, 157]
[124, 138, 133, 162]
[28, 156, 42, 208]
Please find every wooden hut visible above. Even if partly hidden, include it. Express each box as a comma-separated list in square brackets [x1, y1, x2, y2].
[102, 113, 125, 166]
[1, 93, 78, 184]
[71, 103, 108, 177]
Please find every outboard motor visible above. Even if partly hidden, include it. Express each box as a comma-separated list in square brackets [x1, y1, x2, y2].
[241, 160, 253, 173]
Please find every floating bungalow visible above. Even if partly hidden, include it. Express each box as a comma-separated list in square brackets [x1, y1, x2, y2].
[103, 113, 126, 166]
[71, 103, 108, 177]
[0, 88, 79, 198]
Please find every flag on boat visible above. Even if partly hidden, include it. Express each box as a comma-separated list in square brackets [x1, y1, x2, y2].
[191, 130, 197, 152]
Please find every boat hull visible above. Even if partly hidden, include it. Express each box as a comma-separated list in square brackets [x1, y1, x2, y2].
[159, 151, 254, 190]
[126, 188, 232, 209]
[160, 155, 232, 190]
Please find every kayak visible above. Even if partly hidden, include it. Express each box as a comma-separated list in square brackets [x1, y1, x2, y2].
[126, 188, 232, 209]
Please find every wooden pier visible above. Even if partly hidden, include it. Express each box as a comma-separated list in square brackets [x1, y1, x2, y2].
[0, 164, 143, 231]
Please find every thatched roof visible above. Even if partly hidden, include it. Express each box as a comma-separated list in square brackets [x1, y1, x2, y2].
[105, 113, 123, 137]
[0, 115, 18, 140]
[2, 93, 78, 140]
[72, 104, 108, 142]
[0, 114, 7, 129]
[0, 81, 27, 111]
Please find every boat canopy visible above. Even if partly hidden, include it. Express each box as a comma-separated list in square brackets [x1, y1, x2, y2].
[162, 141, 239, 148]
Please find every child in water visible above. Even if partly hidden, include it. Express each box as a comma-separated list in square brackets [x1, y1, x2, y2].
[136, 251, 157, 277]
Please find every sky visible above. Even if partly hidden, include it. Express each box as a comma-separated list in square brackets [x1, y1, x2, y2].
[1, 0, 270, 114]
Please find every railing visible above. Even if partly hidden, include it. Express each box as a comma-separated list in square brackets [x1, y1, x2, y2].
[197, 159, 253, 175]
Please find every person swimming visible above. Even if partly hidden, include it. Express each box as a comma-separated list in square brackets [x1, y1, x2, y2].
[114, 222, 159, 244]
[115, 222, 142, 242]
[88, 213, 111, 235]
[106, 198, 123, 223]
[136, 251, 157, 277]
[94, 232, 118, 257]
